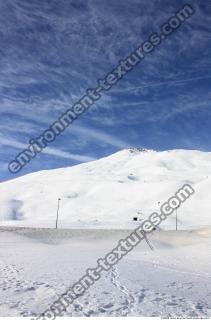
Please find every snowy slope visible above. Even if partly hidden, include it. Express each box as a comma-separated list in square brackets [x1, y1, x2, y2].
[0, 148, 211, 229]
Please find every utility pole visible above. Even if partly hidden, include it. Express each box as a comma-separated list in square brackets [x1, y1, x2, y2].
[56, 198, 61, 229]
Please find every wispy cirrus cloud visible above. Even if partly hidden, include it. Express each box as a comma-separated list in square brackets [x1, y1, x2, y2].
[0, 135, 95, 162]
[71, 125, 130, 149]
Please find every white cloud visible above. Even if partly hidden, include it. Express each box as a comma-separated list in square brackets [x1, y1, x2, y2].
[72, 125, 129, 148]
[0, 135, 95, 162]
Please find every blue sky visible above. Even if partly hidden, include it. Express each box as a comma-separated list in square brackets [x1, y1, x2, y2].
[0, 0, 211, 181]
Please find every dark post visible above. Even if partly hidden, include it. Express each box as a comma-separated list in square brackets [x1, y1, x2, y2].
[56, 198, 61, 229]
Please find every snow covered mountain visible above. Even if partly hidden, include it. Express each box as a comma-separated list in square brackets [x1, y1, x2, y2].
[0, 148, 211, 229]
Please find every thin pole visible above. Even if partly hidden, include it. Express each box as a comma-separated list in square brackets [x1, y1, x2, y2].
[143, 233, 154, 251]
[56, 198, 61, 229]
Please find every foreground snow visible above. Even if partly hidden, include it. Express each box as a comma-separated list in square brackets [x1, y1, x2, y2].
[1, 148, 211, 229]
[0, 227, 211, 317]
[1, 149, 211, 316]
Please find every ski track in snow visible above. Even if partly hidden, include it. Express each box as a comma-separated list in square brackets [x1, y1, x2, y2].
[63, 266, 210, 317]
[0, 260, 210, 317]
[0, 228, 211, 317]
[110, 265, 136, 316]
